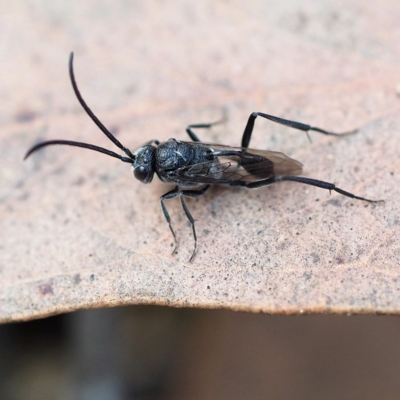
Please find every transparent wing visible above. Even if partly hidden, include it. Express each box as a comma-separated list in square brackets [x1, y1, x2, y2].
[168, 142, 303, 185]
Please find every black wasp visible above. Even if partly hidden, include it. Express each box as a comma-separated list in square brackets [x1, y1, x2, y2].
[25, 53, 383, 261]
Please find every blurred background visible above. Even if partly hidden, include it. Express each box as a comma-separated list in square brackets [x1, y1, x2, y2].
[2, 1, 400, 399]
[2, 309, 400, 399]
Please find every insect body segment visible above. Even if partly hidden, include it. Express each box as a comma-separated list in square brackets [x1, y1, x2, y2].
[24, 53, 383, 262]
[132, 145, 156, 183]
[155, 139, 214, 184]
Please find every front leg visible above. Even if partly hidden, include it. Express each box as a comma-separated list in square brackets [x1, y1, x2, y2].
[178, 185, 210, 262]
[159, 185, 211, 261]
[160, 186, 180, 255]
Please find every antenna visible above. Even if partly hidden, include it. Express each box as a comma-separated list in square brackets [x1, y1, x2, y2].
[24, 52, 135, 163]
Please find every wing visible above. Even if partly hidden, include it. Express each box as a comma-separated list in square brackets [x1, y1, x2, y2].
[167, 142, 303, 185]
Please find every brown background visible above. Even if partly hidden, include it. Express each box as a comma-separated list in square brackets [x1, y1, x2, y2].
[1, 0, 400, 321]
[1, 1, 400, 399]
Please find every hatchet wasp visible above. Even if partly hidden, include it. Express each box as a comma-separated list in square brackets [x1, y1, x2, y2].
[25, 53, 383, 261]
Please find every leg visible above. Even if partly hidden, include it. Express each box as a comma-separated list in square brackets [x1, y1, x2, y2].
[186, 112, 227, 142]
[241, 112, 358, 149]
[160, 186, 180, 254]
[245, 175, 383, 203]
[179, 185, 211, 262]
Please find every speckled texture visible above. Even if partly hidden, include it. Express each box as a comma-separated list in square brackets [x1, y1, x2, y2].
[1, 1, 399, 322]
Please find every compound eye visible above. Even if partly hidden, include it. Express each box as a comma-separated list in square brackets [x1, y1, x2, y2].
[134, 165, 148, 182]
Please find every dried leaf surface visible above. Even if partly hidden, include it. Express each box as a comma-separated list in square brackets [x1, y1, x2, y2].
[1, 1, 400, 322]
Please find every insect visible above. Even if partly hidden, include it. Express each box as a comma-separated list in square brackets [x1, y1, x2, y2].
[25, 53, 383, 261]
